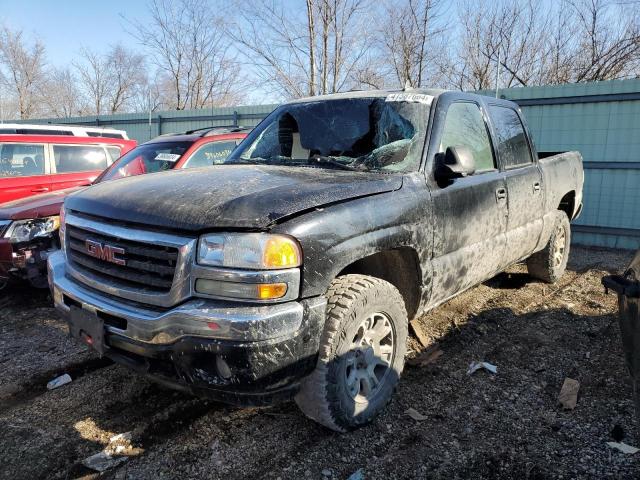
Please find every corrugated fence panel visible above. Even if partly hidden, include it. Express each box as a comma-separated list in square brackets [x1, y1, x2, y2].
[481, 78, 640, 250]
[12, 79, 640, 249]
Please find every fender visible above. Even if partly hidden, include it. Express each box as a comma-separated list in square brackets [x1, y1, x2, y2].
[271, 173, 434, 303]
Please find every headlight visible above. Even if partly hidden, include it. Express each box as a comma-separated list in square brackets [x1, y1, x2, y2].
[3, 216, 60, 243]
[197, 233, 301, 269]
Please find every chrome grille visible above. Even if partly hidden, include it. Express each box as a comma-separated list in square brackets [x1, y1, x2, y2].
[67, 224, 178, 292]
[63, 212, 197, 308]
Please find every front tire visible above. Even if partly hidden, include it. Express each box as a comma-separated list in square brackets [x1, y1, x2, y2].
[295, 275, 407, 432]
[527, 211, 571, 283]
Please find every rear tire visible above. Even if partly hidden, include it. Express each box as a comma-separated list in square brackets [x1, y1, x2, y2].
[295, 274, 407, 432]
[527, 211, 571, 284]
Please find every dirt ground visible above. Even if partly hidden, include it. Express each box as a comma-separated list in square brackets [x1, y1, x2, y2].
[0, 245, 638, 480]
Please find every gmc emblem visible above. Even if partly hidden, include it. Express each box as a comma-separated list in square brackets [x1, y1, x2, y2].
[85, 239, 126, 266]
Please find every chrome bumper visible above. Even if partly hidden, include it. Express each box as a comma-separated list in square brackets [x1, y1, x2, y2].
[48, 250, 325, 344]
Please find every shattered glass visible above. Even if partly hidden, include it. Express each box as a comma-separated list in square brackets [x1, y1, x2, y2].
[227, 97, 429, 173]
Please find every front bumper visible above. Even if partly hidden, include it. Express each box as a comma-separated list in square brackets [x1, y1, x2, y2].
[48, 251, 327, 405]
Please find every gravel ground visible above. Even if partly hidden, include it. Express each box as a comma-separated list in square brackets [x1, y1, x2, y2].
[0, 245, 638, 479]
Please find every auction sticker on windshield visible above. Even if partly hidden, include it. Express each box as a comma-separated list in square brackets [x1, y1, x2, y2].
[385, 93, 434, 104]
[155, 153, 181, 162]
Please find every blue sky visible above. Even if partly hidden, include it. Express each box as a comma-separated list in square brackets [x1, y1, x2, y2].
[0, 0, 150, 66]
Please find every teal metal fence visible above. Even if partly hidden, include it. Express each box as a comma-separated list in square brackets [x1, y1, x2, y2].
[14, 78, 640, 249]
[487, 79, 640, 250]
[14, 104, 278, 143]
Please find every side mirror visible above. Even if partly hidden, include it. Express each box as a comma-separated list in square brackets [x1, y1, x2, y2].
[435, 146, 476, 181]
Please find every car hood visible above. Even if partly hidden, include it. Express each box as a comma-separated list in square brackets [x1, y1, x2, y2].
[0, 187, 85, 220]
[65, 165, 403, 231]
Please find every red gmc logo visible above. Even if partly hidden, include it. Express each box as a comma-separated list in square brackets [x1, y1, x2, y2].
[85, 239, 126, 266]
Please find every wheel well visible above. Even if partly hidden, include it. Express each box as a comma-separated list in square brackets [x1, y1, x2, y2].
[558, 191, 575, 219]
[338, 248, 421, 319]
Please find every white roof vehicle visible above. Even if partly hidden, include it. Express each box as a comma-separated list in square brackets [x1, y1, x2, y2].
[0, 123, 128, 139]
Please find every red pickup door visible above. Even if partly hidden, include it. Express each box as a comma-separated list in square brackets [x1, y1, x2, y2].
[0, 135, 136, 204]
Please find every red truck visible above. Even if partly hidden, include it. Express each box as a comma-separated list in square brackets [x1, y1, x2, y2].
[0, 127, 248, 287]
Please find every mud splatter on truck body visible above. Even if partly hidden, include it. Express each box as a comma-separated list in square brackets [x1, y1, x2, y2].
[49, 88, 583, 430]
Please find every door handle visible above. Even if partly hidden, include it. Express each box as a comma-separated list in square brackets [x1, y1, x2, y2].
[31, 187, 49, 193]
[496, 188, 507, 201]
[533, 182, 541, 193]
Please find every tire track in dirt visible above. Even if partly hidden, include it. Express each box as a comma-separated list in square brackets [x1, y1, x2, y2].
[0, 356, 114, 414]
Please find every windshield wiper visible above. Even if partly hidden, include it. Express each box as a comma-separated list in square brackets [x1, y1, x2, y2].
[306, 156, 360, 171]
[228, 157, 265, 165]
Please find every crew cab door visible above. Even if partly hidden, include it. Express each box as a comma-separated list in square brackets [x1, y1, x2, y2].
[427, 98, 508, 306]
[0, 142, 51, 203]
[487, 104, 544, 262]
[49, 144, 111, 191]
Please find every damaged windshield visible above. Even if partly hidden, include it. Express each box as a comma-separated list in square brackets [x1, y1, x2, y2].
[226, 95, 431, 172]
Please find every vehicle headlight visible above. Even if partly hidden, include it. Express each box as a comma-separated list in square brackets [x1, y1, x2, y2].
[3, 216, 60, 243]
[195, 233, 302, 301]
[197, 233, 301, 269]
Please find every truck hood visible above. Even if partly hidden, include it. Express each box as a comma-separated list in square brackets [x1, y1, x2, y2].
[65, 165, 403, 231]
[0, 187, 85, 220]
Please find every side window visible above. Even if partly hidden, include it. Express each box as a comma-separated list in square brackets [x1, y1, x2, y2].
[106, 146, 122, 162]
[438, 102, 495, 172]
[488, 106, 532, 168]
[184, 141, 237, 168]
[0, 143, 46, 177]
[52, 145, 108, 173]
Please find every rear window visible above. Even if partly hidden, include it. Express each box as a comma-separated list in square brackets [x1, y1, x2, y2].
[488, 106, 532, 168]
[184, 141, 237, 168]
[53, 145, 109, 173]
[99, 141, 191, 182]
[0, 143, 46, 177]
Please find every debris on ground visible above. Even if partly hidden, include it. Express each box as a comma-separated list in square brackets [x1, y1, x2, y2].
[407, 345, 443, 367]
[410, 319, 431, 347]
[82, 431, 136, 472]
[1, 247, 638, 479]
[606, 442, 639, 454]
[46, 373, 72, 390]
[558, 377, 580, 410]
[346, 468, 364, 480]
[82, 450, 129, 472]
[466, 361, 497, 376]
[405, 408, 428, 421]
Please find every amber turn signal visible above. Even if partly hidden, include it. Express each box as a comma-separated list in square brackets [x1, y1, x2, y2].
[257, 283, 288, 299]
[262, 237, 301, 269]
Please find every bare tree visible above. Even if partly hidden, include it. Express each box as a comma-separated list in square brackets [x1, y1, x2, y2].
[125, 0, 244, 110]
[74, 47, 110, 115]
[378, 0, 448, 88]
[106, 45, 147, 113]
[228, 0, 372, 99]
[0, 26, 46, 119]
[451, 0, 548, 90]
[567, 0, 640, 82]
[75, 45, 146, 115]
[42, 68, 86, 117]
[451, 0, 640, 90]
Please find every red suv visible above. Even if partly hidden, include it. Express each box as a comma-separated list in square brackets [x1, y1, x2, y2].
[0, 134, 137, 204]
[0, 127, 249, 287]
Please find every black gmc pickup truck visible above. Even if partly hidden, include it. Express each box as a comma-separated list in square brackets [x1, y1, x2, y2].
[49, 89, 583, 431]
